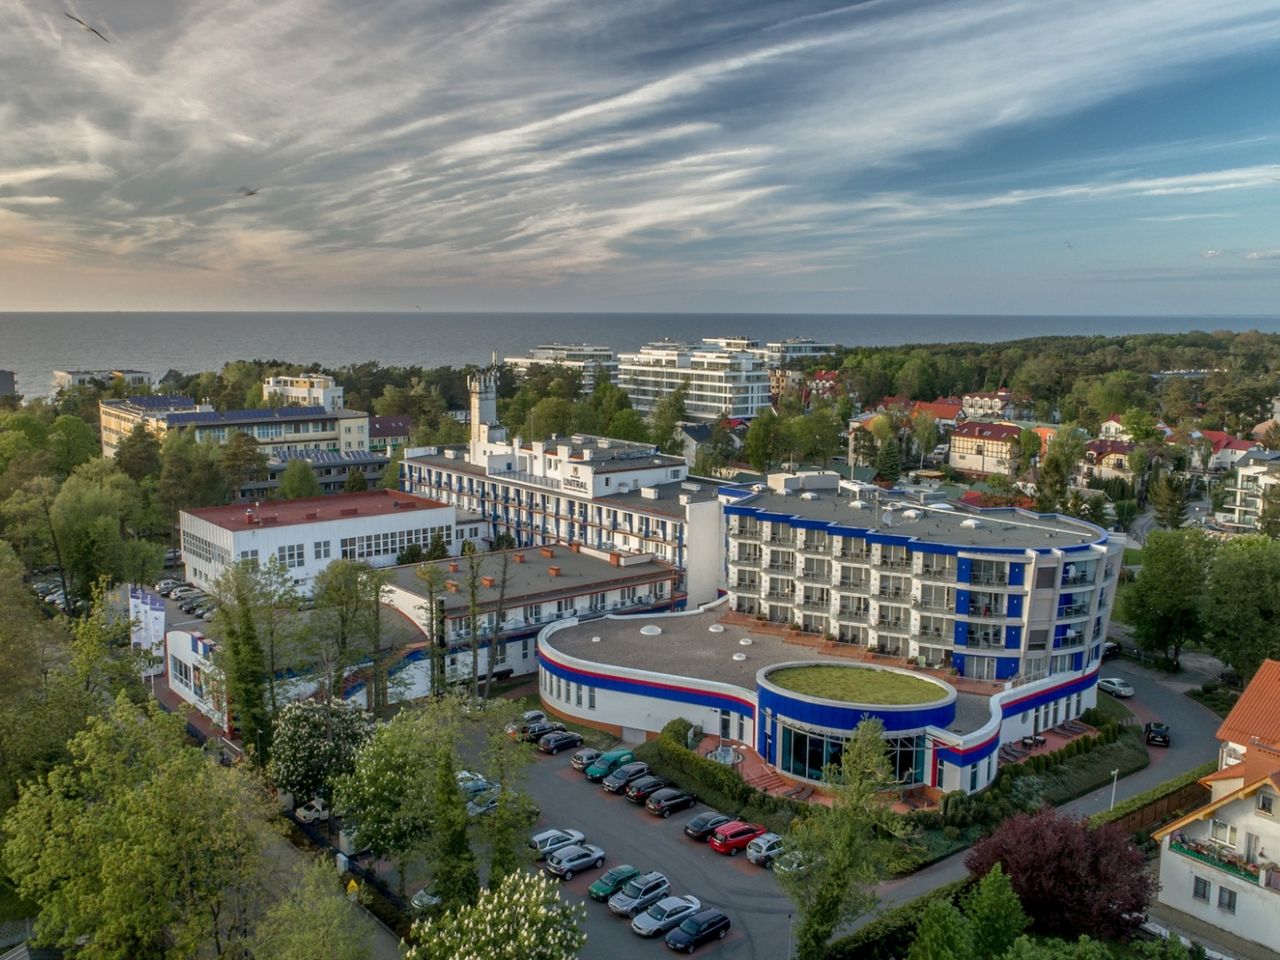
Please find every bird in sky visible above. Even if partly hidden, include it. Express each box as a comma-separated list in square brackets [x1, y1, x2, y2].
[238, 186, 262, 197]
[1065, 240, 1074, 249]
[64, 12, 108, 42]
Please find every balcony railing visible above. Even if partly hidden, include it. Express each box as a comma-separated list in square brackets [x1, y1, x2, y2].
[965, 607, 1006, 621]
[913, 597, 952, 612]
[879, 558, 912, 570]
[800, 599, 831, 612]
[838, 579, 870, 592]
[919, 566, 956, 581]
[734, 580, 760, 592]
[767, 536, 796, 546]
[799, 569, 832, 584]
[734, 528, 763, 541]
[839, 550, 873, 562]
[765, 590, 794, 601]
[800, 541, 830, 555]
[1169, 839, 1263, 886]
[766, 563, 795, 573]
[970, 574, 1008, 587]
[730, 553, 762, 566]
[876, 619, 908, 633]
[1061, 573, 1095, 587]
[877, 589, 907, 601]
[836, 609, 869, 623]
[1058, 603, 1091, 618]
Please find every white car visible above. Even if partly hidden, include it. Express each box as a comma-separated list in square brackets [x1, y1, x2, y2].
[630, 895, 701, 937]
[529, 828, 585, 860]
[1098, 677, 1134, 698]
[295, 798, 330, 823]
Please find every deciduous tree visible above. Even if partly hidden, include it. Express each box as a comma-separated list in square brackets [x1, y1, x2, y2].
[1120, 529, 1215, 666]
[268, 698, 373, 806]
[278, 457, 322, 499]
[250, 857, 372, 960]
[1203, 534, 1280, 678]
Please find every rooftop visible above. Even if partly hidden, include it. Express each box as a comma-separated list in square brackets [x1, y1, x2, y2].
[767, 664, 946, 705]
[369, 415, 415, 437]
[386, 545, 677, 615]
[266, 449, 389, 467]
[166, 405, 367, 427]
[1217, 658, 1280, 749]
[184, 490, 448, 530]
[544, 608, 991, 734]
[728, 491, 1103, 550]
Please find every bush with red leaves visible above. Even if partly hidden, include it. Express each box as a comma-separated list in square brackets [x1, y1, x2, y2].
[964, 807, 1153, 941]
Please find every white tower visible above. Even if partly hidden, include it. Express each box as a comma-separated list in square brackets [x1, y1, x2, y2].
[468, 365, 506, 461]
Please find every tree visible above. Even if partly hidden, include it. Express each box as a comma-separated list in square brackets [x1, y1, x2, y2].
[424, 741, 479, 910]
[214, 558, 300, 718]
[850, 426, 878, 467]
[605, 407, 649, 442]
[278, 458, 322, 499]
[874, 436, 901, 482]
[482, 550, 513, 699]
[477, 701, 538, 886]
[250, 857, 372, 960]
[907, 898, 973, 960]
[1203, 534, 1280, 678]
[218, 580, 272, 765]
[1120, 529, 1215, 666]
[1263, 422, 1280, 452]
[414, 562, 450, 696]
[1112, 499, 1139, 532]
[3, 695, 274, 960]
[404, 870, 586, 960]
[220, 430, 269, 498]
[1257, 483, 1280, 538]
[424, 531, 449, 561]
[397, 543, 425, 565]
[310, 560, 386, 699]
[342, 468, 368, 492]
[1017, 429, 1042, 476]
[912, 413, 941, 469]
[743, 408, 784, 473]
[965, 809, 1153, 942]
[649, 381, 689, 455]
[776, 719, 905, 960]
[157, 428, 228, 522]
[962, 863, 1028, 959]
[46, 414, 98, 479]
[1119, 408, 1161, 443]
[268, 698, 373, 806]
[112, 424, 162, 484]
[1149, 472, 1189, 529]
[380, 445, 404, 490]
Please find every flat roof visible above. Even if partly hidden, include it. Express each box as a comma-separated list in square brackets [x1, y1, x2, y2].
[545, 608, 991, 735]
[730, 492, 1102, 551]
[387, 546, 677, 614]
[184, 490, 449, 530]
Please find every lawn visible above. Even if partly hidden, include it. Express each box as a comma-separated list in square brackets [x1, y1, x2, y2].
[1189, 685, 1239, 717]
[1087, 691, 1135, 726]
[767, 665, 944, 705]
[1122, 547, 1142, 566]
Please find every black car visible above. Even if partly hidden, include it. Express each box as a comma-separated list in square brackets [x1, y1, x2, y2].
[683, 811, 732, 841]
[646, 787, 697, 818]
[570, 747, 602, 772]
[521, 721, 567, 743]
[624, 775, 669, 804]
[664, 909, 730, 953]
[1102, 641, 1121, 660]
[602, 761, 651, 794]
[538, 730, 585, 755]
[1144, 721, 1171, 746]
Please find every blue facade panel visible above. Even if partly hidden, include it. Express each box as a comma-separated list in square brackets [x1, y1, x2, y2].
[540, 654, 755, 719]
[756, 684, 955, 737]
[1008, 562, 1026, 587]
[954, 620, 969, 647]
[1007, 594, 1023, 618]
[955, 589, 971, 615]
[957, 557, 973, 583]
[996, 657, 1019, 680]
[1004, 625, 1022, 650]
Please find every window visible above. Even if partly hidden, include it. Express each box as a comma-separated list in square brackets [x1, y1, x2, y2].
[521, 637, 530, 659]
[1192, 876, 1210, 902]
[1034, 566, 1056, 589]
[588, 686, 596, 710]
[1259, 793, 1275, 816]
[1211, 819, 1237, 847]
[1217, 887, 1236, 914]
[314, 540, 330, 560]
[575, 683, 582, 707]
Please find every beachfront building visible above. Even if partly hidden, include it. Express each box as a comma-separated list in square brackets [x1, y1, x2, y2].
[1153, 661, 1280, 956]
[503, 343, 618, 393]
[400, 367, 723, 604]
[262, 373, 345, 411]
[616, 340, 771, 421]
[760, 338, 836, 368]
[99, 395, 370, 457]
[178, 489, 473, 593]
[54, 368, 154, 391]
[947, 421, 1023, 477]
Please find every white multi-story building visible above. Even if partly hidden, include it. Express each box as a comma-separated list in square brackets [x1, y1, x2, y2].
[503, 344, 618, 393]
[262, 373, 345, 411]
[1154, 660, 1280, 956]
[760, 338, 836, 368]
[54, 368, 153, 391]
[400, 367, 723, 604]
[617, 340, 771, 420]
[1223, 460, 1280, 531]
[178, 490, 475, 593]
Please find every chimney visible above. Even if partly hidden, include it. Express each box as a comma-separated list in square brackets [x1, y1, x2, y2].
[570, 543, 581, 553]
[610, 553, 621, 566]
[540, 547, 555, 559]
[244, 509, 254, 525]
[548, 566, 561, 577]
[445, 580, 459, 593]
[513, 553, 526, 564]
[481, 576, 495, 588]
[448, 562, 460, 573]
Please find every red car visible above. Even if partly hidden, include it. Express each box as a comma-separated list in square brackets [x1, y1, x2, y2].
[708, 820, 766, 856]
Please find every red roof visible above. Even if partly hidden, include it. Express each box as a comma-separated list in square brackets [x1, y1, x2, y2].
[1217, 659, 1280, 749]
[950, 421, 1022, 443]
[370, 415, 414, 438]
[912, 400, 963, 421]
[186, 490, 450, 531]
[1195, 429, 1258, 455]
[1086, 439, 1133, 457]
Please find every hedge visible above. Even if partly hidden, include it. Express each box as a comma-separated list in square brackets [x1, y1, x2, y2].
[823, 879, 970, 960]
[1090, 761, 1216, 828]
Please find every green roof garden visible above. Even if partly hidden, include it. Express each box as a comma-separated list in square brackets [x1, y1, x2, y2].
[767, 665, 944, 705]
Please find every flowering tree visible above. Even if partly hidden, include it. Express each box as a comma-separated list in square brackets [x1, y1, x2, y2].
[404, 870, 586, 960]
[268, 698, 373, 804]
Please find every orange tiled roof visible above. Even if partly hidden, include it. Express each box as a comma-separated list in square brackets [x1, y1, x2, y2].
[1217, 659, 1280, 748]
[1202, 741, 1280, 786]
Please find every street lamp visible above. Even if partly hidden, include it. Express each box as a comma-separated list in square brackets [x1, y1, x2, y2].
[787, 912, 794, 958]
[1109, 768, 1120, 811]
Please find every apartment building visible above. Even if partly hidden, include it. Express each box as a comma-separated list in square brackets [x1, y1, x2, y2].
[53, 368, 154, 391]
[1223, 460, 1280, 532]
[723, 474, 1121, 684]
[616, 340, 772, 420]
[1080, 439, 1135, 484]
[503, 343, 618, 393]
[262, 373, 345, 411]
[960, 389, 1032, 420]
[369, 415, 415, 456]
[99, 396, 370, 457]
[947, 421, 1023, 476]
[234, 449, 389, 501]
[400, 366, 723, 604]
[760, 338, 836, 368]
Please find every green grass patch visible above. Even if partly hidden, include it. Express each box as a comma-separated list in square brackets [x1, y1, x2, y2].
[1189, 685, 1239, 718]
[1037, 730, 1150, 806]
[767, 665, 943, 705]
[1122, 547, 1142, 566]
[1084, 693, 1134, 726]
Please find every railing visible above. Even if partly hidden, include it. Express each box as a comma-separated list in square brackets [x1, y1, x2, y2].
[800, 541, 830, 554]
[970, 575, 1008, 587]
[839, 581, 870, 593]
[836, 610, 869, 623]
[919, 628, 948, 641]
[1058, 603, 1090, 618]
[839, 551, 873, 562]
[766, 564, 795, 572]
[765, 590, 794, 601]
[767, 537, 796, 547]
[919, 567, 956, 581]
[965, 607, 1006, 620]
[914, 598, 952, 611]
[730, 553, 762, 565]
[734, 528, 763, 541]
[800, 599, 832, 612]
[799, 568, 831, 582]
[1061, 573, 1095, 587]
[734, 580, 760, 592]
[876, 620, 908, 633]
[879, 558, 912, 570]
[1169, 839, 1261, 885]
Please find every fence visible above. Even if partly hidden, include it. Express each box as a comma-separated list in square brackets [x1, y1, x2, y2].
[1092, 762, 1215, 836]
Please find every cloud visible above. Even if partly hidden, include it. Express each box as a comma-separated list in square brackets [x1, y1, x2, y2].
[1244, 249, 1280, 261]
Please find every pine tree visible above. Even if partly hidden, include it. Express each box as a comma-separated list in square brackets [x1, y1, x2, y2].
[874, 437, 901, 482]
[961, 863, 1028, 959]
[223, 588, 271, 765]
[1149, 472, 1188, 529]
[906, 899, 974, 960]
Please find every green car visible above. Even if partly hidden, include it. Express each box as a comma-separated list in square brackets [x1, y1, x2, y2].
[589, 864, 640, 902]
[584, 749, 635, 782]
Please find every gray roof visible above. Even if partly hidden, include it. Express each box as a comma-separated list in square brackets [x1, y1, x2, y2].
[545, 608, 991, 735]
[733, 491, 1102, 551]
[387, 546, 677, 615]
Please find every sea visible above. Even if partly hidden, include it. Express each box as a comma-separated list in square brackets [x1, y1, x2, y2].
[3, 311, 1280, 398]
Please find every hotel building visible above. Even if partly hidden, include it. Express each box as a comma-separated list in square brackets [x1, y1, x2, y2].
[262, 372, 345, 411]
[616, 340, 772, 420]
[503, 343, 618, 393]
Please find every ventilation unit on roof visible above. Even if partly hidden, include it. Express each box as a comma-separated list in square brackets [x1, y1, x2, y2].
[849, 500, 868, 509]
[901, 509, 922, 520]
[799, 492, 818, 501]
[751, 484, 766, 493]
[961, 518, 982, 529]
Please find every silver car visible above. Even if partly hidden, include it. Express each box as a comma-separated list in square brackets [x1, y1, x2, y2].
[529, 828, 585, 860]
[544, 843, 605, 881]
[608, 871, 670, 918]
[630, 894, 701, 937]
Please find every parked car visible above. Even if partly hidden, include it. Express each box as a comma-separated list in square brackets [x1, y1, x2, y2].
[589, 863, 640, 902]
[163, 548, 182, 567]
[630, 895, 701, 937]
[571, 747, 602, 772]
[179, 594, 208, 613]
[466, 789, 501, 818]
[746, 832, 785, 868]
[521, 721, 568, 743]
[529, 828, 585, 860]
[646, 787, 697, 818]
[683, 811, 732, 841]
[664, 909, 730, 953]
[607, 871, 670, 918]
[155, 580, 185, 596]
[1218, 669, 1242, 689]
[1102, 641, 1121, 660]
[1098, 677, 1134, 698]
[602, 762, 652, 794]
[624, 775, 669, 804]
[409, 886, 441, 914]
[505, 709, 548, 737]
[585, 749, 635, 782]
[295, 798, 330, 823]
[708, 820, 766, 856]
[169, 586, 200, 600]
[459, 776, 496, 800]
[544, 843, 605, 881]
[538, 730, 585, 755]
[1144, 721, 1171, 746]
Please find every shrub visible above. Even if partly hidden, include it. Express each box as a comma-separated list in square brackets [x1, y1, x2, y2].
[824, 880, 969, 960]
[942, 825, 961, 841]
[1090, 761, 1215, 829]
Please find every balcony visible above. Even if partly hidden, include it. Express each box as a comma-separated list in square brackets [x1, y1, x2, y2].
[730, 553, 762, 567]
[964, 606, 1007, 621]
[767, 536, 796, 547]
[800, 598, 832, 612]
[1061, 573, 1095, 587]
[799, 570, 831, 585]
[836, 609, 869, 623]
[734, 580, 760, 593]
[838, 579, 870, 592]
[800, 541, 830, 555]
[919, 566, 956, 582]
[839, 550, 873, 562]
[877, 589, 907, 601]
[918, 628, 949, 642]
[765, 590, 794, 602]
[733, 527, 763, 541]
[970, 573, 1008, 587]
[766, 563, 795, 573]
[876, 619, 908, 634]
[879, 558, 912, 570]
[1058, 603, 1091, 619]
[913, 597, 952, 612]
[1169, 838, 1267, 886]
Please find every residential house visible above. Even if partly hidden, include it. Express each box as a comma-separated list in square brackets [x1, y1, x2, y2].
[1187, 430, 1261, 472]
[369, 415, 415, 456]
[1080, 439, 1135, 484]
[960, 389, 1032, 421]
[1222, 458, 1280, 532]
[1154, 660, 1280, 957]
[1098, 416, 1130, 441]
[947, 421, 1022, 477]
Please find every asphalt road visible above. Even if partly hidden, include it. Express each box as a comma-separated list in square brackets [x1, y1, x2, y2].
[522, 751, 796, 960]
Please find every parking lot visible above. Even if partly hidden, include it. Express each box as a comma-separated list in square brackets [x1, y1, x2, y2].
[521, 745, 796, 960]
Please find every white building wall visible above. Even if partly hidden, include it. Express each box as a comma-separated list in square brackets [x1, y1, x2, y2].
[263, 374, 345, 411]
[165, 629, 224, 727]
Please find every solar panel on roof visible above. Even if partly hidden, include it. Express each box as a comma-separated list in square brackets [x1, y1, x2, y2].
[166, 405, 331, 426]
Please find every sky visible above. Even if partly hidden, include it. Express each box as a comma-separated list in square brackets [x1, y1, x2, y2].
[2, 0, 1280, 314]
